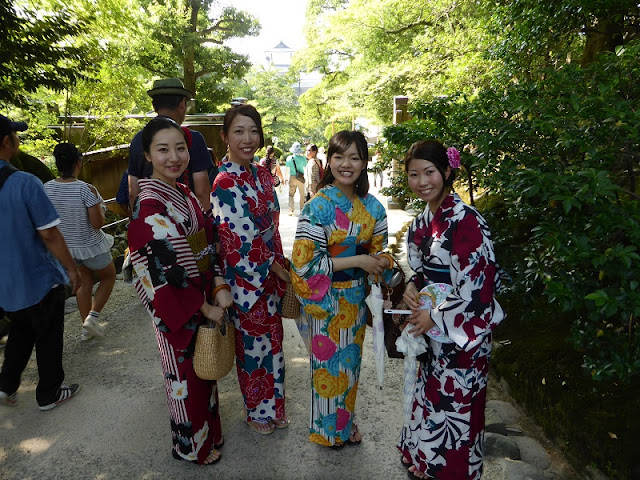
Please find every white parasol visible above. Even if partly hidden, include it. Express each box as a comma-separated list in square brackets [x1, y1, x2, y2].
[395, 326, 428, 425]
[365, 282, 386, 388]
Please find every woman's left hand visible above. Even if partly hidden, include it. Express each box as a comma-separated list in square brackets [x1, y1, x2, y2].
[407, 309, 436, 337]
[214, 288, 233, 309]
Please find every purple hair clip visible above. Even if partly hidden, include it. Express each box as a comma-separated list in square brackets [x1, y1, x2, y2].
[446, 147, 461, 169]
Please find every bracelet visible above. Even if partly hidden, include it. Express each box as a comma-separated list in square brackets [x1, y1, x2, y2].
[378, 252, 395, 269]
[212, 283, 231, 298]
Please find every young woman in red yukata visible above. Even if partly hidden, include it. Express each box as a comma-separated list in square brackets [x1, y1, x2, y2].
[128, 117, 233, 465]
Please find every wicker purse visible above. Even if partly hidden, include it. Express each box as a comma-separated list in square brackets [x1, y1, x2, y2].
[193, 312, 235, 381]
[281, 281, 300, 319]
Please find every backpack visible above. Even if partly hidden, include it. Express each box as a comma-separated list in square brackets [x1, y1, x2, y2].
[0, 164, 18, 190]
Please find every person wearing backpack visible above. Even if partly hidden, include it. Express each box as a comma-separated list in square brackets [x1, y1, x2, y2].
[0, 115, 81, 410]
[285, 142, 307, 215]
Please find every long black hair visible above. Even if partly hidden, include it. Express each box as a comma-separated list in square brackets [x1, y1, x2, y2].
[317, 130, 370, 197]
[141, 117, 185, 154]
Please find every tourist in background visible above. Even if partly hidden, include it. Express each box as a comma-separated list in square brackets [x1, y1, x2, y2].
[128, 78, 214, 212]
[303, 144, 323, 201]
[285, 142, 307, 215]
[291, 130, 392, 448]
[398, 140, 507, 480]
[211, 104, 290, 435]
[0, 115, 81, 411]
[128, 117, 232, 465]
[45, 143, 116, 341]
[260, 145, 285, 190]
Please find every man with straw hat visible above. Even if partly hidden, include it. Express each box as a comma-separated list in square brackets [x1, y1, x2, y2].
[128, 78, 214, 212]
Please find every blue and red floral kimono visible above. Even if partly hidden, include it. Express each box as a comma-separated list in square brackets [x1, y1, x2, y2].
[211, 161, 287, 424]
[398, 192, 507, 479]
[129, 178, 223, 464]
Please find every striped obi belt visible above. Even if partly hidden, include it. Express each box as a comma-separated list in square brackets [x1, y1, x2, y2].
[254, 212, 275, 250]
[185, 229, 213, 273]
[423, 261, 452, 285]
[328, 243, 369, 289]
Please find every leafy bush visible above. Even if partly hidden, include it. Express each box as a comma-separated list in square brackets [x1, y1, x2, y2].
[384, 42, 640, 382]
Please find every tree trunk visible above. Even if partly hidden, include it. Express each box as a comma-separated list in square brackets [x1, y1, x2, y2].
[581, 19, 623, 65]
[183, 0, 200, 111]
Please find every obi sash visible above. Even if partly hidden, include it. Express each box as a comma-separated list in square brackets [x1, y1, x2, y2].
[423, 261, 452, 285]
[255, 212, 275, 251]
[186, 229, 212, 273]
[328, 243, 369, 283]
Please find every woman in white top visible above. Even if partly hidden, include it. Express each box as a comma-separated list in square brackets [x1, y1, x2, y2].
[45, 143, 115, 341]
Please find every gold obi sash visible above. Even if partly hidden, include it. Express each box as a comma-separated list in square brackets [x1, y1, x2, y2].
[186, 229, 212, 273]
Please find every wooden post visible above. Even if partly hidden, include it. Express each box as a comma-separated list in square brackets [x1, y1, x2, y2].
[388, 96, 410, 209]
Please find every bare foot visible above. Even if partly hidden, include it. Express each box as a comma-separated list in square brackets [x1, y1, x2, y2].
[408, 466, 428, 479]
[348, 424, 363, 444]
[272, 416, 290, 429]
[202, 448, 221, 465]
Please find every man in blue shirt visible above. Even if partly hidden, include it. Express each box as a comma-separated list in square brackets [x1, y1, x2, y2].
[127, 78, 215, 212]
[0, 115, 81, 410]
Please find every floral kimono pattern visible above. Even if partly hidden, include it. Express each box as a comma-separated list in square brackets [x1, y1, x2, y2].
[128, 179, 223, 464]
[211, 161, 287, 423]
[291, 185, 388, 446]
[398, 192, 507, 480]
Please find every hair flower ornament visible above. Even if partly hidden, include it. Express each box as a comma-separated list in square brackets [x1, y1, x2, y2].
[446, 147, 461, 169]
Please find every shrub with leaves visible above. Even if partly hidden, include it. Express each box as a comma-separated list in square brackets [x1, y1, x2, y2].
[384, 42, 640, 381]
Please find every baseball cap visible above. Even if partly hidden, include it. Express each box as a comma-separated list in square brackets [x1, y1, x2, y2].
[0, 114, 28, 138]
[147, 78, 194, 99]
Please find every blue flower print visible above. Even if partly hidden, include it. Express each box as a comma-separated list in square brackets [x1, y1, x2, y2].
[310, 195, 336, 225]
[339, 343, 361, 371]
[343, 284, 365, 304]
[325, 186, 352, 212]
[321, 413, 337, 437]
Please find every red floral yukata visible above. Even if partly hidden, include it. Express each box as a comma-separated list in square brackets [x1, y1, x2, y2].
[398, 192, 507, 479]
[211, 161, 287, 423]
[129, 179, 223, 464]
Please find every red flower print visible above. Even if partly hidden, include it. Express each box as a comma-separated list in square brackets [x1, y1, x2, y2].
[453, 215, 482, 269]
[248, 237, 269, 263]
[244, 368, 274, 409]
[425, 375, 442, 405]
[218, 227, 242, 266]
[217, 175, 235, 190]
[444, 376, 455, 394]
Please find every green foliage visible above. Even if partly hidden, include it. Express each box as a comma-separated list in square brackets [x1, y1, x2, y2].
[0, 0, 93, 106]
[384, 41, 640, 382]
[236, 66, 301, 148]
[132, 0, 259, 110]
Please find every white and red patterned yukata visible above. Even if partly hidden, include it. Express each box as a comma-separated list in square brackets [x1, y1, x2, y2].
[398, 192, 507, 479]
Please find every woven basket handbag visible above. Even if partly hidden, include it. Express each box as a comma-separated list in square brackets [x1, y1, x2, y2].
[193, 314, 235, 381]
[281, 281, 300, 319]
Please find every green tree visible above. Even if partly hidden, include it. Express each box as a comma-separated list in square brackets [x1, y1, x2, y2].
[134, 0, 259, 111]
[0, 0, 92, 106]
[235, 66, 301, 148]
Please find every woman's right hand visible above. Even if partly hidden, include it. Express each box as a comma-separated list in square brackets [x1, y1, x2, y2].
[403, 282, 421, 311]
[200, 301, 226, 326]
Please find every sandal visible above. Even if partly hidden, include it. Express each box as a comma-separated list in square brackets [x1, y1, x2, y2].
[401, 456, 412, 468]
[245, 418, 275, 435]
[345, 424, 362, 445]
[171, 448, 221, 465]
[272, 416, 290, 429]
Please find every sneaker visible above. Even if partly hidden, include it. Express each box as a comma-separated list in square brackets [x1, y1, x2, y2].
[39, 383, 80, 411]
[0, 390, 17, 406]
[81, 315, 104, 341]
